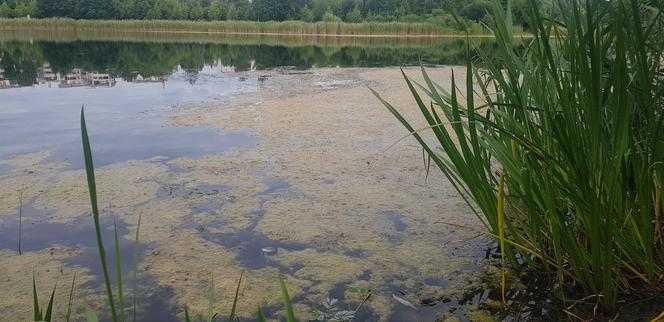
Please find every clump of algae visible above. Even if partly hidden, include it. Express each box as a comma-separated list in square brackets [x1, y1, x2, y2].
[0, 248, 95, 322]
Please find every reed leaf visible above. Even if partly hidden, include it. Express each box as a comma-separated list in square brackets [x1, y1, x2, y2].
[80, 106, 119, 321]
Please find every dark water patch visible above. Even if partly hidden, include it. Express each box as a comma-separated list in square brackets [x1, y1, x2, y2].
[322, 179, 335, 185]
[0, 202, 181, 321]
[0, 200, 139, 286]
[424, 277, 456, 288]
[0, 207, 136, 280]
[384, 211, 408, 232]
[257, 176, 291, 197]
[132, 281, 180, 322]
[328, 281, 349, 301]
[343, 249, 367, 258]
[201, 218, 309, 271]
[387, 284, 471, 322]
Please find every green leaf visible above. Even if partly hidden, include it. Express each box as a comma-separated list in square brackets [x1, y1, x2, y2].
[114, 220, 126, 322]
[256, 306, 267, 322]
[65, 273, 76, 322]
[279, 276, 297, 322]
[81, 106, 119, 322]
[184, 305, 191, 322]
[44, 284, 56, 322]
[85, 306, 99, 322]
[33, 274, 42, 322]
[228, 271, 244, 322]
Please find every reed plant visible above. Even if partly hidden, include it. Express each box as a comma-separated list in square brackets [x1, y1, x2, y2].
[0, 17, 475, 36]
[375, 0, 663, 313]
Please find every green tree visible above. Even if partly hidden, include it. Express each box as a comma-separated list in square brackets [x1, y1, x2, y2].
[207, 0, 222, 20]
[37, 0, 75, 18]
[188, 4, 205, 20]
[459, 0, 490, 22]
[114, 0, 136, 19]
[0, 2, 12, 17]
[77, 0, 116, 19]
[345, 4, 362, 22]
[298, 4, 314, 22]
[147, 0, 183, 19]
[322, 8, 341, 22]
[225, 3, 238, 20]
[253, 0, 301, 21]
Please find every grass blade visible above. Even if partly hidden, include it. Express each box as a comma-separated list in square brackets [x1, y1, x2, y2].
[497, 172, 506, 304]
[113, 220, 126, 322]
[18, 187, 24, 255]
[256, 306, 267, 322]
[85, 306, 99, 322]
[131, 215, 142, 322]
[278, 276, 296, 322]
[184, 305, 191, 322]
[44, 284, 56, 322]
[207, 276, 215, 322]
[80, 106, 119, 322]
[228, 271, 244, 322]
[65, 273, 76, 322]
[33, 274, 42, 321]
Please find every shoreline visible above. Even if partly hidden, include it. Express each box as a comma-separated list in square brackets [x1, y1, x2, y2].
[0, 26, 501, 38]
[0, 18, 533, 39]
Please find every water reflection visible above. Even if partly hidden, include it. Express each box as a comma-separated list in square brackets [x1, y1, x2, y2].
[0, 35, 498, 88]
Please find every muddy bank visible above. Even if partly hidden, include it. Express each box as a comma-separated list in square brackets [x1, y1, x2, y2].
[0, 67, 496, 321]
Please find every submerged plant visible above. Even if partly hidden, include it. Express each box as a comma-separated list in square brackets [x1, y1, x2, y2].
[375, 0, 663, 313]
[312, 298, 357, 322]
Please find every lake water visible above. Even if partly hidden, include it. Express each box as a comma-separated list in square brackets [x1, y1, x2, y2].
[0, 31, 495, 167]
[0, 31, 510, 322]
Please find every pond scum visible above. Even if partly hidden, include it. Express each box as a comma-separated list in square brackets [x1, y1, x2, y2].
[22, 0, 664, 321]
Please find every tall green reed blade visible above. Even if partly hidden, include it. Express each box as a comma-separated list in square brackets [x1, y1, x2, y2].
[131, 215, 142, 322]
[32, 274, 56, 322]
[256, 306, 267, 322]
[32, 274, 42, 321]
[207, 276, 215, 322]
[228, 270, 244, 322]
[85, 306, 99, 322]
[279, 276, 296, 322]
[183, 305, 191, 322]
[113, 220, 126, 322]
[18, 187, 24, 255]
[65, 273, 76, 322]
[44, 285, 56, 322]
[80, 106, 119, 321]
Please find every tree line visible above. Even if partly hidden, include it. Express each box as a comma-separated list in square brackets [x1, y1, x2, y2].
[0, 0, 533, 27]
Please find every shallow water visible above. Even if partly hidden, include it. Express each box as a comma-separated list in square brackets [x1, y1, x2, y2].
[0, 33, 501, 322]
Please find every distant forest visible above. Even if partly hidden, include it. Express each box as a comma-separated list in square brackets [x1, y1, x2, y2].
[0, 0, 533, 28]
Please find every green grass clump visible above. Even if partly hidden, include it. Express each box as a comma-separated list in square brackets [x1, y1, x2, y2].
[376, 0, 663, 312]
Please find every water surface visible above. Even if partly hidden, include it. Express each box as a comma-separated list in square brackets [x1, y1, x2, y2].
[0, 32, 497, 321]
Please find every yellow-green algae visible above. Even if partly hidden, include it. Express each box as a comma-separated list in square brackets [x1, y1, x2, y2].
[0, 67, 493, 321]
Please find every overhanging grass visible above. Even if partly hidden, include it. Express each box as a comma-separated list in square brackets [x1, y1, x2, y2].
[376, 0, 663, 312]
